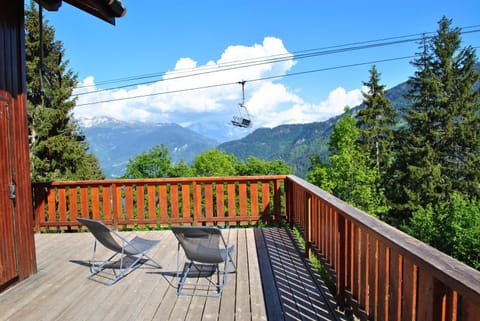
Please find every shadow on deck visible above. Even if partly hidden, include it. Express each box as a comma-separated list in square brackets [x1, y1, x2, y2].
[256, 228, 343, 321]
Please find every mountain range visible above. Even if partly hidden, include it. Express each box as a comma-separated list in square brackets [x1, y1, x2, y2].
[79, 117, 217, 178]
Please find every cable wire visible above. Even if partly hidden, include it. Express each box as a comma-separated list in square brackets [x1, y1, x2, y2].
[74, 25, 480, 93]
[75, 55, 415, 106]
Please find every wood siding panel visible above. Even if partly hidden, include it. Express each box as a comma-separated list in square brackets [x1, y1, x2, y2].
[0, 0, 37, 290]
[0, 95, 17, 286]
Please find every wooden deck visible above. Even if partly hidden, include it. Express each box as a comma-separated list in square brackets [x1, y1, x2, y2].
[0, 228, 343, 321]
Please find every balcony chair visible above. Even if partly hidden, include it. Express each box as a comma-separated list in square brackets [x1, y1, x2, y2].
[172, 226, 236, 297]
[77, 218, 162, 285]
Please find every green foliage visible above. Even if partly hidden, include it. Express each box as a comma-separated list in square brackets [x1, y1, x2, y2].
[122, 144, 173, 178]
[122, 146, 293, 179]
[236, 156, 293, 176]
[25, 2, 104, 182]
[403, 193, 480, 269]
[192, 149, 238, 177]
[170, 160, 193, 178]
[305, 155, 334, 194]
[307, 108, 389, 218]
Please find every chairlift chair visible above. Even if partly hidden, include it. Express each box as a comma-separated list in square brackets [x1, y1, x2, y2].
[231, 81, 252, 128]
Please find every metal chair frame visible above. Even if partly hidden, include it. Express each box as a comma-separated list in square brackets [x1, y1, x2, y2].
[172, 226, 236, 297]
[78, 218, 162, 285]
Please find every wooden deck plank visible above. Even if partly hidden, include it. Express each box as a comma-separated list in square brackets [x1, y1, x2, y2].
[0, 228, 341, 321]
[218, 228, 238, 321]
[1, 234, 94, 320]
[235, 228, 252, 321]
[247, 228, 268, 321]
[255, 228, 285, 321]
[102, 232, 174, 321]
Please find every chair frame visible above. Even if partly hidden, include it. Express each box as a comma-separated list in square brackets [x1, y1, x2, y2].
[78, 218, 162, 285]
[172, 226, 236, 297]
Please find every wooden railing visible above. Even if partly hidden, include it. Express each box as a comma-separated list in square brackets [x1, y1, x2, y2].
[32, 176, 286, 231]
[32, 175, 480, 320]
[286, 175, 480, 321]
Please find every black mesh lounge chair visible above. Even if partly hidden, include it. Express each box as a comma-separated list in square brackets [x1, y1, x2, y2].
[172, 226, 236, 297]
[78, 218, 162, 285]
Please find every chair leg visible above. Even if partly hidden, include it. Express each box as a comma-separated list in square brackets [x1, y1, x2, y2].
[88, 252, 160, 286]
[177, 262, 193, 295]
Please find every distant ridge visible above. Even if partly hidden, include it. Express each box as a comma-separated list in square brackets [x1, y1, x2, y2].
[79, 117, 218, 178]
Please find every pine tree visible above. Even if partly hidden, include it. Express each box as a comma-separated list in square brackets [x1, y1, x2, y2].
[357, 65, 397, 176]
[25, 2, 104, 182]
[389, 17, 480, 223]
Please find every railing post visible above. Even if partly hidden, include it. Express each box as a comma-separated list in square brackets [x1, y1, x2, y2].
[337, 214, 346, 310]
[193, 180, 201, 225]
[32, 183, 45, 232]
[274, 179, 282, 225]
[111, 182, 118, 229]
[284, 178, 293, 229]
[305, 193, 312, 258]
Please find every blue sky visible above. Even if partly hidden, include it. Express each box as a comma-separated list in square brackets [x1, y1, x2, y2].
[45, 0, 480, 141]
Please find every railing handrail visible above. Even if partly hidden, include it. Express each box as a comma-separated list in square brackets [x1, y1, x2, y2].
[286, 175, 480, 305]
[32, 175, 287, 186]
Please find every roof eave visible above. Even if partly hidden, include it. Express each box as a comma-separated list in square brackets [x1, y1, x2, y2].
[35, 0, 126, 25]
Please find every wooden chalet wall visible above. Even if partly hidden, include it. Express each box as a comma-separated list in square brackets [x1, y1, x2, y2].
[0, 0, 37, 291]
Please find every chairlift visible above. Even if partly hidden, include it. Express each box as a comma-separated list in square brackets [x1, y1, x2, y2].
[231, 81, 252, 128]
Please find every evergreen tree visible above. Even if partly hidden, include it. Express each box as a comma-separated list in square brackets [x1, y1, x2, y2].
[389, 17, 480, 222]
[357, 65, 397, 175]
[25, 2, 104, 182]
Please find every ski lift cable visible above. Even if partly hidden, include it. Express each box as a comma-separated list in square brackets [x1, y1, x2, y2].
[75, 55, 415, 107]
[74, 29, 480, 97]
[74, 36, 423, 97]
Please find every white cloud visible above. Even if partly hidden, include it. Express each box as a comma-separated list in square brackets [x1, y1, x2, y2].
[73, 37, 363, 138]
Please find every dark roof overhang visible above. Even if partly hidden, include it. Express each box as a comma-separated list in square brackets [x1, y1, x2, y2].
[34, 0, 126, 25]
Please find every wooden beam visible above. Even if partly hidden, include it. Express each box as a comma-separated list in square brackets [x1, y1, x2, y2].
[35, 0, 62, 11]
[64, 0, 125, 25]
